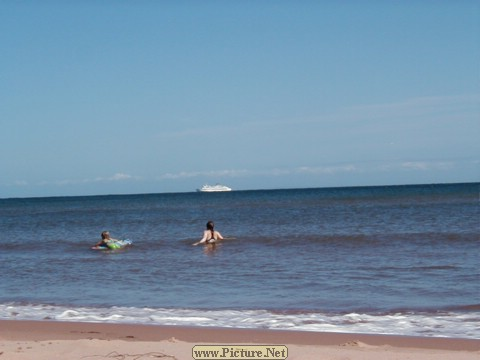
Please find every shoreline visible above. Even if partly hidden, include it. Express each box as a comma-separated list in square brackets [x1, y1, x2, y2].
[1, 320, 479, 359]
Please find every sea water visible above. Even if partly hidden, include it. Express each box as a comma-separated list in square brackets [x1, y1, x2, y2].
[0, 183, 479, 338]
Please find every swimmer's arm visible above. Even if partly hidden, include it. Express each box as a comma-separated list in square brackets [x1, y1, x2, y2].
[192, 239, 206, 246]
[192, 232, 208, 246]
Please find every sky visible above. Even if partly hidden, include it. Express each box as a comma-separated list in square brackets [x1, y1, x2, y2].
[1, 1, 479, 198]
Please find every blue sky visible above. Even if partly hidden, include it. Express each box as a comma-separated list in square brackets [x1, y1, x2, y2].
[1, 1, 479, 198]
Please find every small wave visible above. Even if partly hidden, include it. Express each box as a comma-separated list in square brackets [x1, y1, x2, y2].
[445, 304, 480, 312]
[1, 303, 479, 339]
[364, 264, 460, 272]
[412, 265, 459, 271]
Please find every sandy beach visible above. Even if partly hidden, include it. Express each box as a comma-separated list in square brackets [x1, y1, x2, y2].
[0, 320, 478, 359]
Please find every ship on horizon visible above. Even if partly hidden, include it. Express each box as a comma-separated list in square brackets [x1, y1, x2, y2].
[197, 184, 232, 192]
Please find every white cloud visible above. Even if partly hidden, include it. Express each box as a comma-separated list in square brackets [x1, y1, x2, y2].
[95, 173, 137, 182]
[157, 169, 250, 180]
[400, 161, 454, 171]
[37, 173, 140, 187]
[296, 165, 357, 175]
[154, 165, 359, 181]
[154, 160, 462, 183]
[23, 158, 471, 193]
[345, 93, 480, 120]
[401, 162, 429, 171]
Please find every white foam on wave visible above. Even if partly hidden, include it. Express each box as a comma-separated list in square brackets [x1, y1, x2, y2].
[1, 303, 478, 339]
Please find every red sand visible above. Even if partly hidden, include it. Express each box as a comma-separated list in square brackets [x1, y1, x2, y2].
[0, 320, 478, 360]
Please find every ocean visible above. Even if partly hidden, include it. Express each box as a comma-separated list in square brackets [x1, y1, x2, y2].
[0, 183, 479, 338]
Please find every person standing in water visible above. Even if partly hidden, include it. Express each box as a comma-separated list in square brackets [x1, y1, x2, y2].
[193, 221, 224, 246]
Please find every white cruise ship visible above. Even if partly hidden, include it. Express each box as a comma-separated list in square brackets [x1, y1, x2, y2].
[197, 184, 232, 192]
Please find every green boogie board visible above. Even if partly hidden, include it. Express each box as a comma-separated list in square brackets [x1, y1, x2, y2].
[91, 239, 133, 250]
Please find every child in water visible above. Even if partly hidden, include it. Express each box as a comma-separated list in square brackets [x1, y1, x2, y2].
[92, 231, 120, 249]
[193, 221, 224, 246]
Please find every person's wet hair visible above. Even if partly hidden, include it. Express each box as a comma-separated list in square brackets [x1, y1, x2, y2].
[206, 221, 214, 231]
